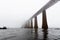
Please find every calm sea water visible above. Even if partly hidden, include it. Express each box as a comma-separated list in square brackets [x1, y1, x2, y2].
[0, 28, 60, 40]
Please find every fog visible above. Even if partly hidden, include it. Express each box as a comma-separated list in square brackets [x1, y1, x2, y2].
[0, 0, 60, 28]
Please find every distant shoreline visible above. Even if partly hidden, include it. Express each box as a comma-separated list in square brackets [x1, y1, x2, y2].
[0, 27, 7, 29]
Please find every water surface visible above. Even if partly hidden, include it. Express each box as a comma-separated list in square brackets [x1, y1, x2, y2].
[0, 28, 60, 40]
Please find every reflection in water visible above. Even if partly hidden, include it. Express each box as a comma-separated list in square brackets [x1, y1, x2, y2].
[0, 28, 60, 40]
[42, 29, 48, 40]
[34, 28, 38, 40]
[34, 29, 48, 40]
[33, 28, 48, 40]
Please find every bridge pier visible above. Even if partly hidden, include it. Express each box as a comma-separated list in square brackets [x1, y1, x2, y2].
[24, 23, 28, 28]
[42, 10, 48, 29]
[31, 19, 33, 28]
[34, 16, 38, 29]
[27, 21, 31, 28]
[25, 20, 33, 28]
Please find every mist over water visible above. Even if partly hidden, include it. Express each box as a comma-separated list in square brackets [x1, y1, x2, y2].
[0, 0, 60, 28]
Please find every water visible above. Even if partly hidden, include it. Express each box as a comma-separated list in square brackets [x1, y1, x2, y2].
[0, 28, 60, 40]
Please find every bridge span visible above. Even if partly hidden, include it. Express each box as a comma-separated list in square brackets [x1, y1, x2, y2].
[23, 0, 60, 29]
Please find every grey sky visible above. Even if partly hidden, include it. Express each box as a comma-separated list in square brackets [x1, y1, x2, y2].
[0, 0, 60, 28]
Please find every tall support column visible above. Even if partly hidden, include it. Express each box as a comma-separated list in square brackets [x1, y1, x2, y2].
[26, 22, 29, 28]
[34, 16, 38, 28]
[42, 10, 48, 29]
[24, 23, 28, 28]
[25, 21, 30, 28]
[27, 21, 30, 28]
[31, 19, 33, 28]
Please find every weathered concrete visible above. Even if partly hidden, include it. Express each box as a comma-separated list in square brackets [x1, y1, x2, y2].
[31, 20, 33, 28]
[42, 10, 48, 29]
[27, 21, 31, 28]
[34, 16, 38, 28]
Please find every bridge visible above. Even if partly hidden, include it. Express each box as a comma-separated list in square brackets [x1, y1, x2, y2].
[0, 0, 60, 40]
[22, 0, 60, 29]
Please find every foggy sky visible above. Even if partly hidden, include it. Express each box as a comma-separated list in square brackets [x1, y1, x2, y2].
[0, 0, 60, 28]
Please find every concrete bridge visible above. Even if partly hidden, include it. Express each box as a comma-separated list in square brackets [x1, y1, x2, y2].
[0, 0, 60, 40]
[23, 0, 60, 29]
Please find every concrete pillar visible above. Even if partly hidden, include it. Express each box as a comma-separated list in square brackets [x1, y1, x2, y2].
[42, 10, 48, 29]
[24, 23, 28, 28]
[31, 19, 33, 28]
[27, 21, 30, 28]
[34, 16, 38, 28]
[24, 22, 30, 28]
